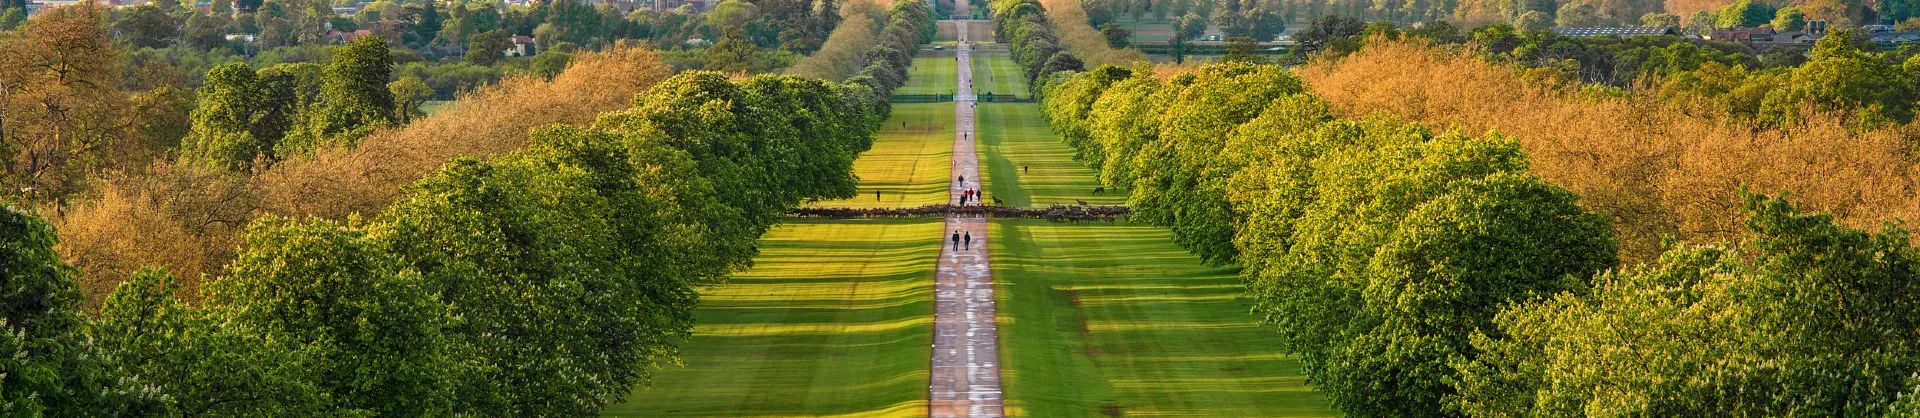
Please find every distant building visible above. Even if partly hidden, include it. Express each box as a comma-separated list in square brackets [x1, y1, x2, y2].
[505, 35, 537, 57]
[1552, 27, 1679, 37]
[1707, 27, 1774, 42]
[322, 29, 375, 43]
[1867, 32, 1920, 43]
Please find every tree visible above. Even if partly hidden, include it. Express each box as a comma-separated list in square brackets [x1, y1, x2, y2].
[530, 49, 573, 79]
[1716, 0, 1773, 28]
[181, 63, 267, 171]
[415, 0, 442, 44]
[1099, 22, 1132, 47]
[0, 2, 137, 200]
[1293, 14, 1363, 53]
[1456, 194, 1920, 416]
[1685, 10, 1714, 33]
[212, 216, 452, 416]
[1640, 11, 1680, 27]
[388, 76, 432, 124]
[309, 35, 395, 148]
[1222, 35, 1266, 63]
[1555, 1, 1601, 27]
[95, 269, 322, 416]
[1773, 6, 1808, 31]
[1168, 12, 1206, 63]
[1759, 29, 1916, 126]
[114, 4, 183, 49]
[0, 207, 136, 415]
[466, 29, 510, 65]
[705, 25, 755, 72]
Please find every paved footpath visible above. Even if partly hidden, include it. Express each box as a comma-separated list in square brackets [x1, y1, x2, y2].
[929, 21, 1004, 418]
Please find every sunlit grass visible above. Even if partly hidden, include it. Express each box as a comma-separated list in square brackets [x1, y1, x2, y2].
[810, 102, 953, 208]
[896, 57, 960, 95]
[991, 220, 1335, 417]
[604, 219, 944, 417]
[972, 54, 1125, 208]
[968, 51, 1026, 98]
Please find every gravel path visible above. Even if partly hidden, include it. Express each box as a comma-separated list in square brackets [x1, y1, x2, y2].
[929, 21, 1005, 418]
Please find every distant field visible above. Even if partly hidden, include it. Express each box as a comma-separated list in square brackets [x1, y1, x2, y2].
[968, 51, 1026, 98]
[991, 220, 1336, 417]
[810, 102, 954, 208]
[972, 56, 1123, 208]
[896, 57, 959, 95]
[603, 219, 944, 417]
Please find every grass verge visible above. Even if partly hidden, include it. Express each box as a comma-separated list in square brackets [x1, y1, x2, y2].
[811, 102, 954, 208]
[990, 220, 1336, 417]
[604, 219, 944, 417]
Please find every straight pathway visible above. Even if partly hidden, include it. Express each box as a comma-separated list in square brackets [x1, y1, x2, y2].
[929, 22, 1004, 418]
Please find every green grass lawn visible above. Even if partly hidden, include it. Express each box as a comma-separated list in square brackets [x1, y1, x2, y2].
[969, 51, 1026, 99]
[990, 220, 1336, 417]
[972, 54, 1124, 208]
[604, 219, 944, 417]
[810, 103, 953, 208]
[896, 57, 959, 95]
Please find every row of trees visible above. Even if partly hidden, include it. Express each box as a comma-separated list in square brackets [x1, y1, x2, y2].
[1037, 57, 1920, 417]
[2, 1, 932, 414]
[991, 0, 1089, 92]
[1011, 0, 1920, 408]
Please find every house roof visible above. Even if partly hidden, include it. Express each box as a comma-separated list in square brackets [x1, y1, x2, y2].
[1552, 27, 1679, 37]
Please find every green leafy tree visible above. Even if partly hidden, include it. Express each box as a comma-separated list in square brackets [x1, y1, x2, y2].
[1555, 1, 1601, 27]
[211, 216, 452, 416]
[1221, 36, 1266, 63]
[95, 269, 321, 416]
[1759, 29, 1916, 126]
[705, 25, 756, 72]
[530, 49, 573, 79]
[1772, 6, 1808, 31]
[466, 29, 511, 65]
[0, 207, 136, 415]
[309, 35, 395, 148]
[114, 4, 183, 49]
[388, 76, 433, 124]
[1716, 0, 1773, 28]
[415, 0, 442, 44]
[1640, 11, 1680, 27]
[1457, 194, 1920, 416]
[182, 63, 263, 171]
[1099, 22, 1131, 47]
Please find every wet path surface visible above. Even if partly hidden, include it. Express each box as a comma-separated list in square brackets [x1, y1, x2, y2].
[929, 22, 1004, 418]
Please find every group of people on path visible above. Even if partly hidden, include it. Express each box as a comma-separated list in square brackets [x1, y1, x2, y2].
[951, 230, 972, 251]
[956, 174, 983, 206]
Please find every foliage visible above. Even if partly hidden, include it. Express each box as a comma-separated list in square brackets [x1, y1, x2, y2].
[1038, 61, 1620, 417]
[308, 35, 395, 149]
[0, 206, 136, 415]
[1457, 194, 1920, 416]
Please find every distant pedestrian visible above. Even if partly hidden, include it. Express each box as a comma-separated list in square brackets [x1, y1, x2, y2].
[951, 231, 960, 250]
[876, 190, 881, 201]
[963, 231, 972, 250]
[958, 175, 965, 184]
[1023, 165, 1029, 174]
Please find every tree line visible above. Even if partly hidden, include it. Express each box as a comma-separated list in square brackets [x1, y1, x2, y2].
[0, 0, 930, 415]
[998, 1, 1920, 412]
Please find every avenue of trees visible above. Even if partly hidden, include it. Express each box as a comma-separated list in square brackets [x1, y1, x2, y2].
[1, 0, 930, 415]
[1001, 0, 1920, 413]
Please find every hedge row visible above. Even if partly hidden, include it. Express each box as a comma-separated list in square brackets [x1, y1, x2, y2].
[1037, 61, 1920, 416]
[0, 2, 933, 416]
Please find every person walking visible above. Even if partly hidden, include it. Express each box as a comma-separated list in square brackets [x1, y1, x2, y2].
[963, 231, 972, 251]
[951, 230, 960, 250]
[876, 190, 881, 201]
[1023, 165, 1029, 174]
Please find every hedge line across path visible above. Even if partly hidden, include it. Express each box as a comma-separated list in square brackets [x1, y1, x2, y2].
[790, 203, 1129, 221]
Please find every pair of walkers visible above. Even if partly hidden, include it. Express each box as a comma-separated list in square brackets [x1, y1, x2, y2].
[950, 230, 972, 251]
[959, 188, 980, 205]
